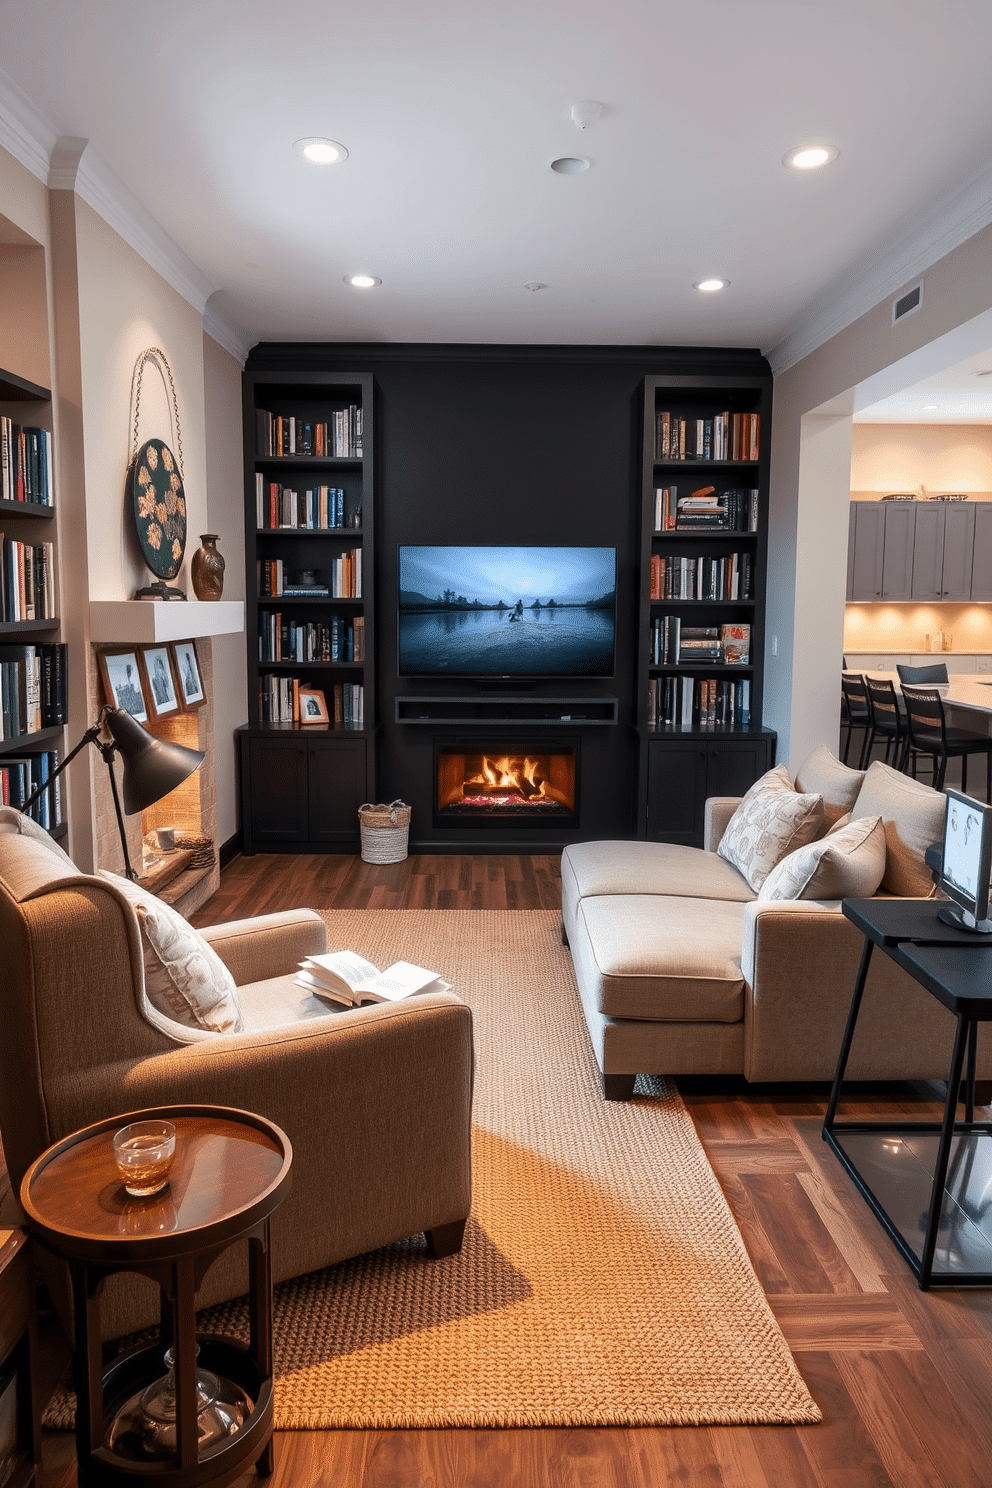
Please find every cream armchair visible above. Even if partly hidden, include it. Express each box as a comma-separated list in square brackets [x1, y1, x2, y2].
[0, 812, 473, 1339]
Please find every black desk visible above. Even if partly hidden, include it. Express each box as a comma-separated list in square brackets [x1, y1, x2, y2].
[823, 898, 992, 1288]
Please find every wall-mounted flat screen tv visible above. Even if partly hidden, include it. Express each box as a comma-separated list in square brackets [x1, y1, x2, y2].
[398, 545, 617, 678]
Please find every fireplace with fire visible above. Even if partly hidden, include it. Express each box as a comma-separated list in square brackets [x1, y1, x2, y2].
[436, 742, 577, 827]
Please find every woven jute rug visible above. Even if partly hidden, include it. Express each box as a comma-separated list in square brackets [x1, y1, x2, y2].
[48, 909, 819, 1429]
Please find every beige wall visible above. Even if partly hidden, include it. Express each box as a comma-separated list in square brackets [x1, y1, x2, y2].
[850, 423, 992, 494]
[203, 331, 247, 845]
[767, 221, 992, 769]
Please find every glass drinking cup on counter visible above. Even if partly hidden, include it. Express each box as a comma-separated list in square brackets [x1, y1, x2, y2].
[113, 1119, 177, 1197]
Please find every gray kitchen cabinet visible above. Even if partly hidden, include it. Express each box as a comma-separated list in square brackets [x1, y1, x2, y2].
[912, 502, 976, 599]
[972, 504, 992, 601]
[848, 502, 914, 601]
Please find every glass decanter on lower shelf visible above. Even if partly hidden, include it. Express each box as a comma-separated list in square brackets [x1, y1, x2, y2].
[107, 1343, 251, 1460]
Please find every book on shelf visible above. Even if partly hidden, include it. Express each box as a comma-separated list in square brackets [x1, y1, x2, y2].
[655, 410, 760, 463]
[0, 644, 44, 739]
[0, 420, 53, 505]
[255, 475, 348, 530]
[0, 537, 55, 622]
[295, 951, 450, 1008]
[647, 675, 751, 731]
[0, 747, 62, 829]
[256, 406, 363, 460]
[258, 675, 363, 725]
[720, 623, 750, 664]
[650, 554, 752, 602]
[258, 613, 356, 663]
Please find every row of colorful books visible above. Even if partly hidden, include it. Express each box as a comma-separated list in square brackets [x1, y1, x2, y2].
[255, 407, 363, 460]
[1, 748, 63, 830]
[650, 552, 753, 602]
[653, 486, 759, 532]
[1, 420, 53, 505]
[655, 411, 760, 463]
[258, 613, 364, 664]
[1, 537, 55, 622]
[650, 620, 750, 666]
[0, 642, 67, 740]
[257, 550, 362, 598]
[254, 476, 356, 530]
[259, 675, 364, 726]
[648, 676, 751, 731]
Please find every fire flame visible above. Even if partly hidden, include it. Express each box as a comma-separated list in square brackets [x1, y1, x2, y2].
[468, 755, 546, 801]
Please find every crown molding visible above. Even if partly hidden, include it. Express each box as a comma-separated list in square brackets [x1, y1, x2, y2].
[203, 301, 250, 365]
[0, 72, 56, 182]
[766, 161, 992, 376]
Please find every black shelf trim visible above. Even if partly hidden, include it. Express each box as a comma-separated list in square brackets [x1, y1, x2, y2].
[0, 725, 64, 756]
[254, 456, 362, 470]
[0, 499, 55, 520]
[258, 660, 364, 670]
[653, 530, 758, 540]
[0, 368, 51, 402]
[0, 618, 58, 635]
[256, 527, 363, 537]
[256, 595, 362, 606]
[650, 664, 754, 674]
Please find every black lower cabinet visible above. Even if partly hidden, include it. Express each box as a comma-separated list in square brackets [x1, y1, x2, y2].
[239, 727, 370, 852]
[643, 730, 776, 845]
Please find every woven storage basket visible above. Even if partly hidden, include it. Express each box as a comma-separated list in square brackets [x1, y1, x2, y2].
[358, 800, 411, 863]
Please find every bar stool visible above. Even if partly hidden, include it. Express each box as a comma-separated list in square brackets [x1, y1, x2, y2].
[900, 684, 992, 801]
[896, 662, 949, 685]
[864, 676, 904, 767]
[840, 673, 873, 768]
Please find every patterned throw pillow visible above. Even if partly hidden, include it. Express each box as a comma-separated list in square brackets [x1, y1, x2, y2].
[717, 786, 825, 892]
[99, 870, 244, 1034]
[756, 815, 886, 902]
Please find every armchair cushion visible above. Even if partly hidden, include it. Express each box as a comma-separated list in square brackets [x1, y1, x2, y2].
[99, 871, 244, 1036]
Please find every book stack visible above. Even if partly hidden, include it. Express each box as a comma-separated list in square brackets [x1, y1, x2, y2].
[722, 488, 760, 533]
[1, 538, 55, 621]
[675, 487, 725, 529]
[258, 613, 360, 664]
[256, 406, 363, 459]
[255, 477, 349, 529]
[0, 421, 53, 505]
[655, 411, 760, 463]
[678, 626, 722, 662]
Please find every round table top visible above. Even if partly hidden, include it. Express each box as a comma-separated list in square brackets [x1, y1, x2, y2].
[21, 1105, 292, 1263]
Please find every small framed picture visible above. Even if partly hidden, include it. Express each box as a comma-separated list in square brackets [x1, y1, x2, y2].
[172, 641, 205, 710]
[140, 644, 182, 719]
[298, 687, 329, 724]
[99, 649, 148, 723]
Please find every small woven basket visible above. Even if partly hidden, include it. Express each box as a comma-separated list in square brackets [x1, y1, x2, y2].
[358, 800, 411, 863]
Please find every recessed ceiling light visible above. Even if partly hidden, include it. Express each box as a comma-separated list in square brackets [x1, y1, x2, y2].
[922, 403, 938, 410]
[295, 137, 348, 165]
[783, 143, 839, 171]
[344, 274, 380, 288]
[694, 278, 728, 293]
[550, 157, 590, 174]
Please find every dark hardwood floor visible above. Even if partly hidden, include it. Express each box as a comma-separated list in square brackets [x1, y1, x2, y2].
[36, 853, 992, 1486]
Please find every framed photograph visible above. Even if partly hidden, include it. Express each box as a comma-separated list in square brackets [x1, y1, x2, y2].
[298, 687, 329, 724]
[172, 641, 205, 710]
[98, 649, 148, 723]
[140, 644, 182, 719]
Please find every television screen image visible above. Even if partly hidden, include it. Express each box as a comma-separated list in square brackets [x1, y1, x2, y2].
[398, 545, 617, 678]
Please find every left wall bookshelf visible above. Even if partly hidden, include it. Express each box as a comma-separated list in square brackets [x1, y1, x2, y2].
[0, 367, 67, 839]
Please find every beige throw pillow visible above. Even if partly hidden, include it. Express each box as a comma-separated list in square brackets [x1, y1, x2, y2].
[850, 761, 945, 897]
[717, 786, 825, 892]
[99, 870, 244, 1034]
[794, 746, 866, 830]
[756, 815, 887, 902]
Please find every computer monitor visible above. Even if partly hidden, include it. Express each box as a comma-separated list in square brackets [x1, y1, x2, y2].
[936, 788, 992, 934]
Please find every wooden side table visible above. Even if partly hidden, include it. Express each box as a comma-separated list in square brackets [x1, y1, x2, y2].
[0, 1228, 40, 1486]
[20, 1105, 292, 1487]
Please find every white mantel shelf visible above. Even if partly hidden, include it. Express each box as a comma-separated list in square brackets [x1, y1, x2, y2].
[89, 600, 244, 643]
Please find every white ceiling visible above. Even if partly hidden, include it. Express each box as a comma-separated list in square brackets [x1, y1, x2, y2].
[0, 0, 990, 373]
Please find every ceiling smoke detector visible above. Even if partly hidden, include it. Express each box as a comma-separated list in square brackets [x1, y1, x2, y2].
[570, 100, 601, 130]
[550, 156, 591, 175]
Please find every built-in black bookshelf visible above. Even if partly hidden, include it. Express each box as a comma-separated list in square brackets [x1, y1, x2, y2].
[0, 366, 67, 839]
[240, 370, 375, 850]
[635, 374, 775, 842]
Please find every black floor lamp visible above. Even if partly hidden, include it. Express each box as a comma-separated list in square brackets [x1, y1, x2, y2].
[21, 705, 205, 881]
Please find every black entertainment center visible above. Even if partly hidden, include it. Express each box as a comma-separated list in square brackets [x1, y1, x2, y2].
[238, 343, 775, 853]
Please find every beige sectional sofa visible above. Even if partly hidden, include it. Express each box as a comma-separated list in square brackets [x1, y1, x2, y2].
[562, 751, 992, 1099]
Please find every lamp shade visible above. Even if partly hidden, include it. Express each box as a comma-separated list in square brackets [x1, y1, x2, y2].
[104, 708, 205, 814]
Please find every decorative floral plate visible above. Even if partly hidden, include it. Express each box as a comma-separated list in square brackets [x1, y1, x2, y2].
[130, 437, 187, 580]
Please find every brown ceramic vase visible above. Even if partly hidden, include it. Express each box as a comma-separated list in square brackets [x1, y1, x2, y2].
[191, 534, 225, 601]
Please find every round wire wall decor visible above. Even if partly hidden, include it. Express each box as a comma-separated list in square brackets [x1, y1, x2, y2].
[130, 437, 187, 580]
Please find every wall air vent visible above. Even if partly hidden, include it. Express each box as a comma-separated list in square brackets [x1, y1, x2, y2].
[892, 281, 923, 324]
